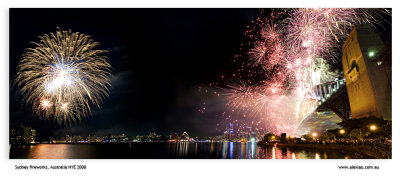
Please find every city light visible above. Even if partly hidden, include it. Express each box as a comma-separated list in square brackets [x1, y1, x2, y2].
[9, 8, 392, 160]
[368, 51, 376, 57]
[370, 125, 377, 131]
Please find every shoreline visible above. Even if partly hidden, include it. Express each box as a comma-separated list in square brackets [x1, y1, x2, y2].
[257, 142, 392, 159]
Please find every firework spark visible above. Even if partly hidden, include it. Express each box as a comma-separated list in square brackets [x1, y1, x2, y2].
[15, 29, 112, 125]
[216, 8, 390, 136]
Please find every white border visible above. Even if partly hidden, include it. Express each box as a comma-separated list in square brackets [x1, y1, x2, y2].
[1, 1, 398, 179]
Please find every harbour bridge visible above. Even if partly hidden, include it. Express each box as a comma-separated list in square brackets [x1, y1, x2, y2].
[307, 24, 391, 122]
[312, 79, 350, 121]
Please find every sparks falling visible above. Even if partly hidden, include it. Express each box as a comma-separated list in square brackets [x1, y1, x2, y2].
[15, 29, 112, 125]
[209, 8, 390, 136]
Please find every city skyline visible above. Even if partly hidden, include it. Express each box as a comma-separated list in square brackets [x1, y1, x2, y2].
[9, 8, 392, 160]
[10, 9, 263, 138]
[2, 1, 398, 179]
[10, 124, 267, 143]
[10, 8, 392, 138]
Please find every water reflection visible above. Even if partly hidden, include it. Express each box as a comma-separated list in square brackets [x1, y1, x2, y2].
[36, 144, 69, 159]
[10, 142, 369, 159]
[228, 142, 233, 159]
[173, 141, 189, 158]
[13, 144, 72, 159]
[315, 153, 320, 159]
[222, 142, 227, 158]
[250, 141, 256, 159]
[272, 146, 276, 159]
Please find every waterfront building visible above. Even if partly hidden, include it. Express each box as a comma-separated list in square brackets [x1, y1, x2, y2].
[181, 132, 190, 140]
[74, 136, 83, 142]
[10, 126, 23, 144]
[10, 125, 36, 144]
[171, 133, 180, 140]
[149, 132, 157, 138]
[250, 131, 258, 142]
[87, 134, 96, 143]
[66, 135, 71, 143]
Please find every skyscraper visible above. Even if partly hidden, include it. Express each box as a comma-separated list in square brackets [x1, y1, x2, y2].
[10, 125, 36, 144]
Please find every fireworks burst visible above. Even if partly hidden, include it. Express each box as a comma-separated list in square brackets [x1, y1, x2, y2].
[15, 29, 112, 125]
[209, 8, 391, 136]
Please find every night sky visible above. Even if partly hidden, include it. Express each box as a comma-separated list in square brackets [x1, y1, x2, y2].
[9, 8, 261, 139]
[9, 8, 392, 140]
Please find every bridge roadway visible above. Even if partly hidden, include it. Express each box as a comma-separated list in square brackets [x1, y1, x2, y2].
[312, 79, 350, 121]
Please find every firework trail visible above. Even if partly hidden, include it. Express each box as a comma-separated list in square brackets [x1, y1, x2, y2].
[219, 8, 390, 136]
[15, 29, 112, 125]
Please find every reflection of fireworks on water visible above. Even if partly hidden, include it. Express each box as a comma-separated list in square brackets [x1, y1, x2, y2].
[201, 8, 390, 136]
[15, 29, 111, 125]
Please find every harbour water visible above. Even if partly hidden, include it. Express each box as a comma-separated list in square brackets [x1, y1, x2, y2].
[10, 142, 371, 159]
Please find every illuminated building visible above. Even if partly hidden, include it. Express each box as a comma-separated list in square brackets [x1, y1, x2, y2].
[87, 134, 96, 143]
[66, 135, 71, 142]
[10, 126, 23, 144]
[107, 133, 130, 142]
[72, 136, 83, 143]
[10, 125, 36, 144]
[181, 132, 190, 140]
[250, 131, 258, 142]
[149, 132, 157, 138]
[171, 133, 180, 140]
[342, 24, 391, 120]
